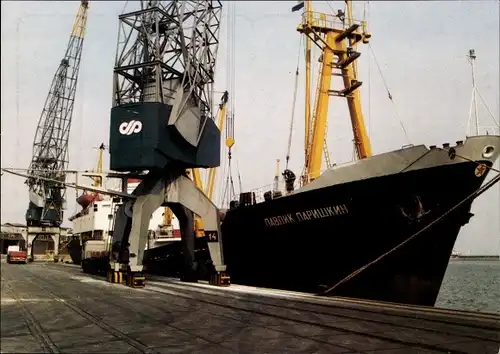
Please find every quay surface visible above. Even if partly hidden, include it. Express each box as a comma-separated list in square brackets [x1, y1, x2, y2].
[1, 262, 499, 354]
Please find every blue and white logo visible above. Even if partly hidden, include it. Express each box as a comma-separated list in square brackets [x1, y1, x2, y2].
[119, 120, 142, 135]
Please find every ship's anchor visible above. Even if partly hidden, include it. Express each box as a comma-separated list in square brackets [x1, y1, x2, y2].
[399, 195, 430, 222]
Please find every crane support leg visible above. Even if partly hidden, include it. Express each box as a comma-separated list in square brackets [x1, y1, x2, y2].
[167, 203, 197, 282]
[50, 234, 60, 262]
[110, 172, 229, 288]
[27, 234, 37, 262]
[26, 227, 60, 262]
[165, 175, 229, 286]
[124, 174, 167, 288]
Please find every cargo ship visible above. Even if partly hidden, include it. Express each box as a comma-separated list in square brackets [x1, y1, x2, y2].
[140, 0, 500, 307]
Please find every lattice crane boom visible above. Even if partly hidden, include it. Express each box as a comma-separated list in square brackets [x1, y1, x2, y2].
[25, 1, 89, 227]
[111, 0, 222, 159]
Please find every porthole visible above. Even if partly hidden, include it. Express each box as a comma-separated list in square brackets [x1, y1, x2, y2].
[482, 145, 495, 159]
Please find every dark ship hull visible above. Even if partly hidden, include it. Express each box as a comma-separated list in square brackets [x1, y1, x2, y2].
[143, 136, 500, 307]
[68, 239, 83, 265]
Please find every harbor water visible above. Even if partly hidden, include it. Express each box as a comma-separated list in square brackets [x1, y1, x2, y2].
[436, 260, 500, 314]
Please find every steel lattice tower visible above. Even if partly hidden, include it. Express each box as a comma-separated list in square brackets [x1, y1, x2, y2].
[111, 0, 222, 163]
[25, 1, 89, 227]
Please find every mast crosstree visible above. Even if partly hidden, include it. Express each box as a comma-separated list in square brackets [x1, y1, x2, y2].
[289, 0, 373, 185]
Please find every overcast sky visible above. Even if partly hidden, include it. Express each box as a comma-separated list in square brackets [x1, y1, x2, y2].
[1, 1, 499, 255]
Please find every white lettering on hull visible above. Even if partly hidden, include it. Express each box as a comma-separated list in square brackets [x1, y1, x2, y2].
[263, 204, 349, 228]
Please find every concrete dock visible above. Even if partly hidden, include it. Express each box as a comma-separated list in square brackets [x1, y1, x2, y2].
[1, 262, 499, 354]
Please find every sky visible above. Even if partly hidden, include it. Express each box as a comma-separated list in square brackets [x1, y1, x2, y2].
[1, 1, 499, 255]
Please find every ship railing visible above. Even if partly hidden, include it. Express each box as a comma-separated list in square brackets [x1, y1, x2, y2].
[481, 126, 500, 136]
[155, 234, 175, 240]
[302, 11, 365, 32]
[248, 167, 331, 204]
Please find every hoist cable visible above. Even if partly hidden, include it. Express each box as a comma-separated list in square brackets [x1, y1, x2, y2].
[229, 157, 236, 201]
[285, 36, 303, 170]
[236, 158, 243, 194]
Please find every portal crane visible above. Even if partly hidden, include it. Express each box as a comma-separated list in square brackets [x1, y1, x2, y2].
[298, 0, 372, 183]
[108, 0, 228, 288]
[24, 1, 89, 259]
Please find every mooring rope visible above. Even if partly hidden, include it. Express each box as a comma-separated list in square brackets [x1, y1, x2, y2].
[318, 155, 500, 296]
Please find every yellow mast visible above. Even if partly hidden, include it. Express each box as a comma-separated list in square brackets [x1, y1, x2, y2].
[304, 1, 312, 170]
[206, 91, 230, 200]
[344, 1, 372, 159]
[299, 0, 372, 182]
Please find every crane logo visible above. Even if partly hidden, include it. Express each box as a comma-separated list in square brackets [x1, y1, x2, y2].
[119, 120, 142, 135]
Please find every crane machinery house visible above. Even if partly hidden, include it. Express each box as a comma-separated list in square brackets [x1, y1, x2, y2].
[110, 103, 221, 171]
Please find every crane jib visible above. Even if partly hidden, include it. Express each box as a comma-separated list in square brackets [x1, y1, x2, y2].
[25, 1, 89, 227]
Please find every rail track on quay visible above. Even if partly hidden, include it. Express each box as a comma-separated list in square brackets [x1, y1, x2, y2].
[1, 262, 499, 354]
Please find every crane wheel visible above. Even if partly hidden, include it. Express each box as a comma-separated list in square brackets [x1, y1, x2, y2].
[126, 272, 145, 288]
[107, 270, 123, 284]
[209, 272, 231, 287]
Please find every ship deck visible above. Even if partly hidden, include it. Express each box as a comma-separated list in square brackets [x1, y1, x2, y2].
[1, 262, 499, 354]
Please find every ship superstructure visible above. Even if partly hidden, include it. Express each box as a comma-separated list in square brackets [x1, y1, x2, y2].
[70, 185, 180, 245]
[67, 146, 182, 265]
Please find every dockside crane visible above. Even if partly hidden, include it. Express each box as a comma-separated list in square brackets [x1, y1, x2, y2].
[108, 0, 229, 288]
[24, 1, 89, 260]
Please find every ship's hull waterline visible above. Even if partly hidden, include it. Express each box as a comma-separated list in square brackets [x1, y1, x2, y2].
[72, 136, 500, 307]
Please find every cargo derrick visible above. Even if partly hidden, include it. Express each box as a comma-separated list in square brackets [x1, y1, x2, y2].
[108, 0, 229, 288]
[24, 1, 89, 260]
[298, 0, 372, 184]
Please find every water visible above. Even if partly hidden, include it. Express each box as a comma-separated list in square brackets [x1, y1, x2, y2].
[436, 260, 500, 314]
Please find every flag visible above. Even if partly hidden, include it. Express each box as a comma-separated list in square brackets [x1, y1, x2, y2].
[291, 1, 304, 12]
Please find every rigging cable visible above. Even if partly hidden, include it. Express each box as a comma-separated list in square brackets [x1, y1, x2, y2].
[220, 1, 237, 208]
[368, 43, 412, 145]
[318, 154, 500, 296]
[324, 1, 336, 14]
[475, 89, 500, 129]
[121, 1, 129, 14]
[236, 157, 243, 195]
[366, 1, 371, 139]
[285, 35, 303, 170]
